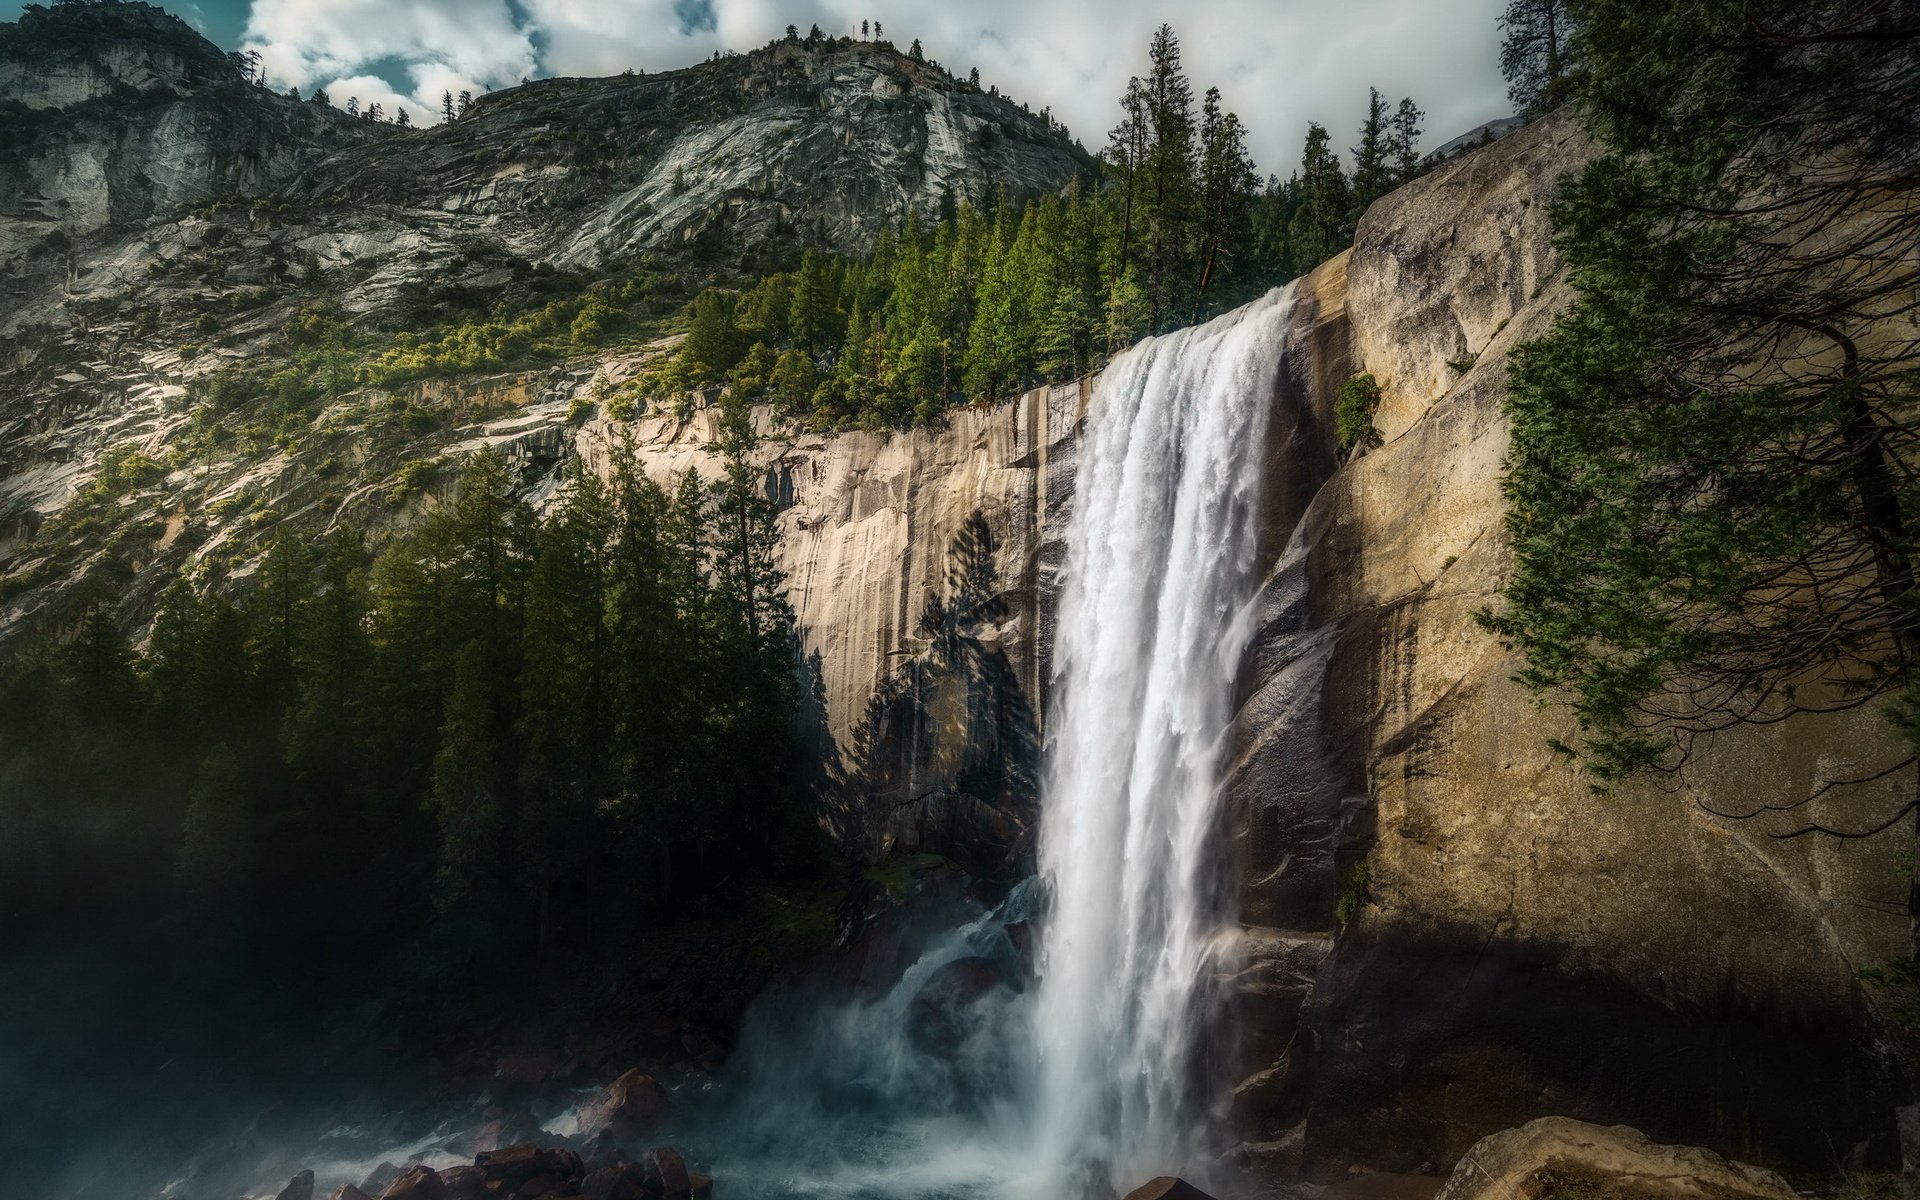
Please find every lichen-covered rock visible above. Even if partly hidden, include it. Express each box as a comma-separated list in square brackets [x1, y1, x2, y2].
[1432, 1118, 1798, 1200]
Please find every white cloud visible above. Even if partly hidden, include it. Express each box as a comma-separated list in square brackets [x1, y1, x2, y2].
[241, 0, 537, 122]
[236, 0, 1510, 160]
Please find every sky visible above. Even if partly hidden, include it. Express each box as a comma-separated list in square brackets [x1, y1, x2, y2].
[4, 0, 1513, 176]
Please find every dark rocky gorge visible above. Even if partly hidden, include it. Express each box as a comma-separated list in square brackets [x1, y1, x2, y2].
[0, 4, 1910, 1200]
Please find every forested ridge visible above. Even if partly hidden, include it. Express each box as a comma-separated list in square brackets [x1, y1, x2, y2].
[627, 28, 1432, 429]
[0, 403, 811, 970]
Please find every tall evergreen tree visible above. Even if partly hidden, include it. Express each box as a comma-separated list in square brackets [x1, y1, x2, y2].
[1390, 97, 1425, 183]
[1498, 0, 1574, 114]
[1139, 25, 1197, 328]
[1194, 86, 1258, 315]
[1349, 87, 1393, 215]
[1285, 122, 1351, 276]
[1485, 0, 1920, 936]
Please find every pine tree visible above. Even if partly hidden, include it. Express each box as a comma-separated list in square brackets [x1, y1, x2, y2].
[1105, 75, 1149, 280]
[910, 38, 923, 61]
[790, 250, 842, 355]
[1350, 87, 1392, 215]
[285, 532, 370, 796]
[963, 208, 1022, 403]
[1390, 97, 1425, 183]
[442, 89, 455, 122]
[1498, 0, 1574, 114]
[1194, 86, 1257, 315]
[395, 107, 411, 129]
[517, 467, 614, 951]
[458, 89, 473, 116]
[1139, 25, 1197, 328]
[706, 392, 801, 865]
[683, 290, 748, 383]
[1285, 122, 1351, 276]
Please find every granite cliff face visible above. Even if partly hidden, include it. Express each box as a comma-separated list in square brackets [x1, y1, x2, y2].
[0, 2, 374, 264]
[1217, 110, 1910, 1177]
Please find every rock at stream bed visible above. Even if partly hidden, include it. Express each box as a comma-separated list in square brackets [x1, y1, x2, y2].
[1121, 1179, 1219, 1200]
[577, 1069, 673, 1141]
[582, 1162, 653, 1200]
[1432, 1118, 1800, 1200]
[276, 1169, 316, 1200]
[643, 1145, 693, 1199]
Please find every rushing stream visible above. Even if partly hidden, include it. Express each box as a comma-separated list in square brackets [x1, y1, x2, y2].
[674, 284, 1300, 1200]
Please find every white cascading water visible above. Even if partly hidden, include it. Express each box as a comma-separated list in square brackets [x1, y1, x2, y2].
[589, 286, 1301, 1200]
[1023, 283, 1298, 1197]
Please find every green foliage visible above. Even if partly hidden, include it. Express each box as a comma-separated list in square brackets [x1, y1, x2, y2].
[1335, 859, 1370, 931]
[1335, 372, 1382, 455]
[1499, 0, 1576, 115]
[0, 445, 817, 970]
[593, 27, 1427, 432]
[1486, 0, 1920, 796]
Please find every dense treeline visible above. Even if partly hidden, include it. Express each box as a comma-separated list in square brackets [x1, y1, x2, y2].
[630, 25, 1429, 430]
[0, 414, 813, 966]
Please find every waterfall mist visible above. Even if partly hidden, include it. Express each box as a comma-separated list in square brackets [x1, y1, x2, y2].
[688, 285, 1298, 1200]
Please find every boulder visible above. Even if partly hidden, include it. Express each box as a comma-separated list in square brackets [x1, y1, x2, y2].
[327, 1187, 372, 1200]
[277, 1170, 316, 1200]
[475, 1142, 585, 1194]
[577, 1070, 673, 1141]
[689, 1172, 713, 1199]
[643, 1147, 692, 1200]
[581, 1163, 654, 1200]
[378, 1165, 442, 1200]
[1433, 1118, 1800, 1200]
[906, 955, 1008, 1055]
[435, 1165, 486, 1200]
[1121, 1180, 1219, 1200]
[360, 1163, 405, 1197]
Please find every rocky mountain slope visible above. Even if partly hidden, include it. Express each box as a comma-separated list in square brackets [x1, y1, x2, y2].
[0, 1, 1090, 651]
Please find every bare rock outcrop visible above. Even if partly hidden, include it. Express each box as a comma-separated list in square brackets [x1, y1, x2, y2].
[1432, 1118, 1799, 1200]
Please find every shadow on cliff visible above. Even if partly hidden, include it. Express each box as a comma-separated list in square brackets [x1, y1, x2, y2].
[808, 511, 1041, 886]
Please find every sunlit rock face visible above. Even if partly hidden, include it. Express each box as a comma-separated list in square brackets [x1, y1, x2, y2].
[566, 378, 1085, 880]
[286, 41, 1091, 269]
[1220, 108, 1910, 1179]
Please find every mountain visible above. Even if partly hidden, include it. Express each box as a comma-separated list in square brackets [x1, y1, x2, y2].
[0, 1, 1092, 640]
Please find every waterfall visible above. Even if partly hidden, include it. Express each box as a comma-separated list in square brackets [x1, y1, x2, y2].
[1024, 284, 1297, 1196]
[673, 286, 1298, 1200]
